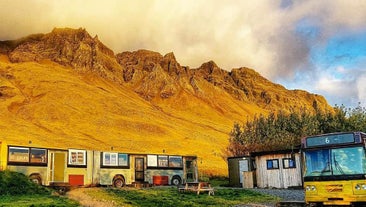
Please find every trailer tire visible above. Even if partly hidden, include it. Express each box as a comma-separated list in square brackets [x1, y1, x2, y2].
[171, 175, 181, 186]
[29, 174, 42, 185]
[113, 177, 125, 188]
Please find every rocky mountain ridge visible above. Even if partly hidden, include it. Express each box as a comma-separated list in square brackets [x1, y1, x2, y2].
[0, 28, 329, 113]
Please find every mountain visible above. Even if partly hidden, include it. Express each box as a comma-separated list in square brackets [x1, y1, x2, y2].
[0, 28, 332, 175]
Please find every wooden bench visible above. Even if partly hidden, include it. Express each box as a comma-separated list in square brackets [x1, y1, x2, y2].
[178, 182, 214, 196]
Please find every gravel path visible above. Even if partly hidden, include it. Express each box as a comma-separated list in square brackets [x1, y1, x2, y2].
[250, 188, 305, 202]
[220, 187, 305, 207]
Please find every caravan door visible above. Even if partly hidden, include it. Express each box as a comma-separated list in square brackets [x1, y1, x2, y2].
[135, 157, 144, 182]
[49, 151, 67, 184]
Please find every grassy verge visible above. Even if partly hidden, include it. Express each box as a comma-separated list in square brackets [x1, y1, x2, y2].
[0, 171, 79, 207]
[92, 187, 280, 207]
[0, 194, 79, 207]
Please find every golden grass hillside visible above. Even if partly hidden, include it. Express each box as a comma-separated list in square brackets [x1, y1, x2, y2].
[0, 28, 333, 176]
[0, 58, 246, 175]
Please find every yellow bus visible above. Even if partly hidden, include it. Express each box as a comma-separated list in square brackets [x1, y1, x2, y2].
[302, 132, 366, 206]
[0, 141, 198, 189]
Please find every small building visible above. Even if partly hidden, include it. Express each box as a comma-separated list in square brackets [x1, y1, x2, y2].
[228, 148, 302, 189]
[252, 149, 302, 189]
[227, 156, 255, 187]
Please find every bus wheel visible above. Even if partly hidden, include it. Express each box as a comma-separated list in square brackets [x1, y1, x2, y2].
[171, 176, 181, 186]
[113, 177, 125, 188]
[29, 174, 42, 185]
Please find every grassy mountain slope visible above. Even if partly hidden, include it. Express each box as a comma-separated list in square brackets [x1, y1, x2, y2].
[0, 28, 333, 175]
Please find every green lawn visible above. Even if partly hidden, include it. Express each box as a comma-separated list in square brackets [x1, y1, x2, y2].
[0, 171, 279, 207]
[0, 194, 79, 207]
[95, 187, 279, 207]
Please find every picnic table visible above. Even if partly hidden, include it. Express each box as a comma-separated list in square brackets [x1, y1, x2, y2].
[178, 182, 215, 195]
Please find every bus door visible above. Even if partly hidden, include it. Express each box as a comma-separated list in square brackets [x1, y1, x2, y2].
[185, 157, 198, 182]
[49, 151, 67, 183]
[135, 157, 145, 182]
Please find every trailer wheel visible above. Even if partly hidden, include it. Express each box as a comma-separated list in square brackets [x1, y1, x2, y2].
[171, 176, 181, 186]
[29, 174, 42, 185]
[113, 177, 125, 188]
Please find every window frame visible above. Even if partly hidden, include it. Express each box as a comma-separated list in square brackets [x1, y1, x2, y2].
[266, 159, 279, 170]
[168, 156, 183, 168]
[101, 152, 129, 169]
[68, 149, 87, 167]
[8, 146, 30, 164]
[158, 155, 168, 168]
[147, 155, 184, 169]
[7, 146, 47, 166]
[30, 148, 47, 164]
[282, 158, 296, 169]
[147, 155, 158, 167]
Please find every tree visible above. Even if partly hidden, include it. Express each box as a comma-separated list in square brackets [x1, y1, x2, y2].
[226, 104, 366, 157]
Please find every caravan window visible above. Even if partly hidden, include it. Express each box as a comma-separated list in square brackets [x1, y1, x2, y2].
[147, 155, 158, 167]
[118, 154, 128, 166]
[30, 148, 47, 164]
[68, 149, 86, 166]
[101, 152, 129, 168]
[103, 152, 118, 166]
[8, 147, 29, 163]
[169, 156, 183, 168]
[158, 155, 168, 167]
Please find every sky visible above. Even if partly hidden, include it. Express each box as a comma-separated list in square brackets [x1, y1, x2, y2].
[0, 0, 365, 108]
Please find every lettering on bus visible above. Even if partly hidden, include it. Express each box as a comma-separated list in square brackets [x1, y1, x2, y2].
[306, 133, 355, 147]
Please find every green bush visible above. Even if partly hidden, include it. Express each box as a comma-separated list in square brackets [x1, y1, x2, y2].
[0, 170, 49, 196]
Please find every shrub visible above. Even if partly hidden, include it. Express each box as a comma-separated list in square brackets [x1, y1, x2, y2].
[0, 170, 49, 196]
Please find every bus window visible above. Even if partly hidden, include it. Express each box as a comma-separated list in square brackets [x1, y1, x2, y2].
[158, 155, 168, 167]
[118, 154, 128, 167]
[68, 149, 86, 166]
[331, 147, 365, 175]
[30, 148, 47, 164]
[103, 152, 118, 166]
[305, 147, 366, 176]
[169, 156, 183, 168]
[8, 147, 29, 163]
[305, 149, 330, 176]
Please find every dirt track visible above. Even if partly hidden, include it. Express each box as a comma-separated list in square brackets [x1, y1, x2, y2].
[67, 188, 117, 207]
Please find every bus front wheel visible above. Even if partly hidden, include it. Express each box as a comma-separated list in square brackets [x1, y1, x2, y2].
[171, 176, 181, 186]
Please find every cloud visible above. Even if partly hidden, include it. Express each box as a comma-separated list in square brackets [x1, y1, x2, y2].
[0, 0, 365, 107]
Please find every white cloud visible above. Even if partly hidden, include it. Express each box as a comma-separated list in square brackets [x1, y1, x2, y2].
[0, 0, 365, 107]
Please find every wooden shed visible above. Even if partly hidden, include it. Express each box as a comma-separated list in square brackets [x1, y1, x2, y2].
[227, 156, 255, 187]
[252, 149, 302, 189]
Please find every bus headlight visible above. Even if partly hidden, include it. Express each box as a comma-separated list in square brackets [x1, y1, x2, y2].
[306, 185, 317, 191]
[355, 184, 366, 190]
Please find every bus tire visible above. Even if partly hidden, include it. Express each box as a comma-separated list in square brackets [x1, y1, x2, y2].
[29, 174, 42, 185]
[171, 175, 181, 186]
[113, 176, 125, 188]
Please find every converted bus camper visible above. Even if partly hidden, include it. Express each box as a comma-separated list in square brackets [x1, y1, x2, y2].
[0, 141, 198, 188]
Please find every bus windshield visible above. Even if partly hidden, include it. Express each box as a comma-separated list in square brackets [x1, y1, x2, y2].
[304, 146, 366, 176]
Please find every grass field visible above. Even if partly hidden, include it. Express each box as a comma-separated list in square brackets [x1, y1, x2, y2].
[0, 171, 279, 206]
[0, 171, 79, 207]
[0, 195, 79, 207]
[99, 187, 279, 207]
